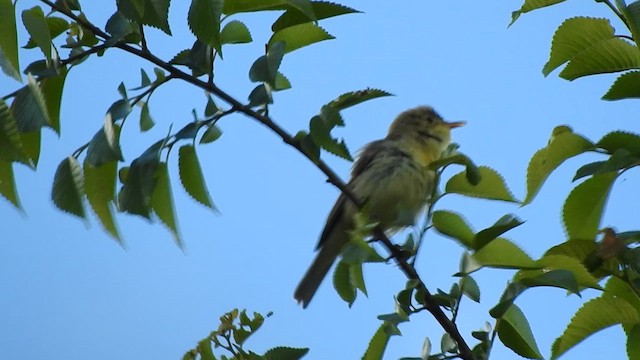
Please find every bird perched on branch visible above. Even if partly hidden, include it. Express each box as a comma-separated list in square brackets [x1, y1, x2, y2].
[294, 106, 465, 308]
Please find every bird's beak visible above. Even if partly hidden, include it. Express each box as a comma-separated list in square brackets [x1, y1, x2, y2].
[444, 121, 466, 129]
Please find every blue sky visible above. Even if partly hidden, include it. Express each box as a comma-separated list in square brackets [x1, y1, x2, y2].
[1, 1, 638, 359]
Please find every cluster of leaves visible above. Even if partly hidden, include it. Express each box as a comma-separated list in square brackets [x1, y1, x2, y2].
[511, 0, 640, 100]
[183, 309, 308, 360]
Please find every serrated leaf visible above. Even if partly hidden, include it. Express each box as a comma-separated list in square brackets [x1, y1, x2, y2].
[0, 0, 21, 81]
[518, 254, 600, 290]
[474, 214, 525, 249]
[597, 130, 640, 154]
[20, 129, 41, 167]
[11, 75, 51, 132]
[560, 37, 640, 80]
[603, 71, 640, 100]
[118, 0, 171, 35]
[84, 160, 121, 243]
[248, 84, 273, 107]
[105, 11, 133, 45]
[118, 141, 163, 218]
[178, 145, 216, 210]
[86, 114, 124, 167]
[188, 0, 223, 53]
[22, 6, 51, 61]
[551, 296, 640, 359]
[107, 99, 132, 121]
[604, 277, 640, 313]
[223, 0, 286, 14]
[275, 71, 292, 90]
[460, 276, 481, 302]
[151, 162, 182, 248]
[490, 282, 528, 319]
[268, 22, 334, 54]
[497, 304, 543, 359]
[294, 130, 320, 163]
[139, 101, 155, 131]
[573, 149, 639, 181]
[510, 0, 565, 25]
[272, 1, 360, 32]
[524, 128, 593, 205]
[473, 238, 536, 269]
[446, 166, 518, 203]
[334, 260, 356, 306]
[263, 346, 309, 360]
[200, 124, 222, 144]
[0, 98, 29, 166]
[40, 67, 68, 134]
[328, 88, 393, 111]
[204, 95, 218, 117]
[563, 172, 617, 240]
[349, 262, 366, 296]
[220, 20, 252, 44]
[627, 324, 640, 360]
[432, 210, 475, 248]
[362, 323, 391, 360]
[0, 161, 21, 209]
[52, 156, 85, 218]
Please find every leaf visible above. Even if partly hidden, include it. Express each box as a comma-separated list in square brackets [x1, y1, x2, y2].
[333, 260, 356, 306]
[11, 75, 51, 132]
[349, 262, 367, 296]
[294, 130, 320, 163]
[39, 67, 68, 134]
[473, 238, 536, 269]
[627, 324, 640, 360]
[118, 141, 163, 218]
[0, 161, 21, 209]
[248, 84, 273, 107]
[84, 160, 122, 243]
[105, 11, 133, 45]
[551, 296, 640, 359]
[597, 130, 640, 154]
[263, 346, 309, 360]
[249, 41, 285, 86]
[560, 38, 640, 80]
[328, 88, 393, 111]
[223, 0, 286, 14]
[440, 333, 457, 353]
[117, 0, 172, 35]
[200, 124, 222, 144]
[272, 1, 360, 31]
[460, 276, 481, 302]
[188, 0, 223, 53]
[474, 214, 525, 249]
[563, 172, 617, 240]
[431, 210, 475, 248]
[573, 149, 639, 181]
[604, 277, 640, 314]
[151, 162, 183, 248]
[20, 129, 41, 167]
[603, 71, 640, 100]
[268, 22, 334, 54]
[517, 254, 600, 290]
[52, 156, 86, 219]
[139, 102, 155, 132]
[497, 304, 543, 359]
[22, 6, 52, 61]
[178, 145, 216, 210]
[309, 115, 352, 161]
[275, 71, 292, 90]
[362, 323, 391, 360]
[0, 98, 30, 166]
[524, 127, 593, 205]
[510, 0, 566, 25]
[86, 114, 124, 167]
[0, 0, 21, 81]
[107, 99, 132, 121]
[445, 166, 518, 203]
[220, 20, 252, 44]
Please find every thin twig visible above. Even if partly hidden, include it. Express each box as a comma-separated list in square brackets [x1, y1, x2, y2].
[599, 0, 629, 27]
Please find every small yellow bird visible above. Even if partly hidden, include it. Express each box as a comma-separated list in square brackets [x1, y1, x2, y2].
[294, 106, 465, 308]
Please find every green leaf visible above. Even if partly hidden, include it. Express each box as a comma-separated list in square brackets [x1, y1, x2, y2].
[139, 102, 155, 132]
[474, 214, 525, 249]
[563, 172, 617, 240]
[524, 127, 593, 205]
[118, 0, 171, 35]
[204, 95, 218, 117]
[445, 166, 518, 203]
[263, 346, 309, 360]
[22, 6, 52, 62]
[0, 161, 21, 209]
[118, 140, 163, 218]
[544, 17, 640, 79]
[248, 84, 273, 107]
[309, 115, 352, 161]
[107, 99, 132, 121]
[603, 71, 640, 100]
[294, 130, 320, 163]
[334, 260, 356, 306]
[0, 0, 21, 81]
[573, 149, 639, 181]
[286, 0, 315, 21]
[220, 20, 252, 44]
[551, 296, 640, 359]
[349, 262, 367, 296]
[39, 67, 68, 134]
[328, 88, 393, 111]
[84, 160, 122, 243]
[490, 282, 527, 319]
[268, 22, 334, 54]
[200, 124, 222, 144]
[86, 114, 124, 167]
[428, 152, 480, 186]
[460, 275, 481, 302]
[11, 75, 51, 132]
[223, 0, 286, 14]
[518, 254, 600, 290]
[275, 71, 292, 90]
[52, 156, 86, 219]
[0, 98, 30, 166]
[604, 277, 640, 313]
[188, 0, 223, 53]
[249, 41, 285, 86]
[362, 323, 391, 360]
[510, 0, 566, 25]
[105, 11, 133, 45]
[597, 130, 640, 154]
[20, 129, 41, 167]
[627, 324, 640, 360]
[152, 162, 183, 248]
[497, 304, 543, 359]
[473, 238, 536, 269]
[272, 1, 359, 32]
[432, 210, 475, 248]
[178, 145, 216, 210]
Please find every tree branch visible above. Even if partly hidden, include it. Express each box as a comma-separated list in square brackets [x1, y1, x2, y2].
[39, 1, 475, 358]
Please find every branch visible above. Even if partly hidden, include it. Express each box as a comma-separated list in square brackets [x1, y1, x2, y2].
[40, 1, 475, 358]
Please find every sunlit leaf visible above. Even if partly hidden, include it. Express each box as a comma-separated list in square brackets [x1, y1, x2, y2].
[151, 162, 183, 248]
[474, 214, 524, 249]
[40, 67, 68, 134]
[268, 22, 334, 53]
[446, 166, 518, 203]
[328, 88, 393, 111]
[86, 114, 124, 167]
[0, 0, 21, 81]
[333, 260, 356, 306]
[603, 71, 640, 100]
[362, 323, 391, 360]
[497, 304, 543, 359]
[22, 6, 51, 61]
[221, 20, 252, 44]
[272, 1, 359, 31]
[188, 0, 223, 53]
[473, 238, 536, 269]
[178, 145, 217, 210]
[510, 0, 566, 25]
[84, 160, 121, 243]
[0, 161, 21, 209]
[563, 172, 617, 240]
[432, 210, 475, 248]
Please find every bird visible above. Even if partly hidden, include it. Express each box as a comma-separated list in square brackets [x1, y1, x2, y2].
[294, 105, 465, 308]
